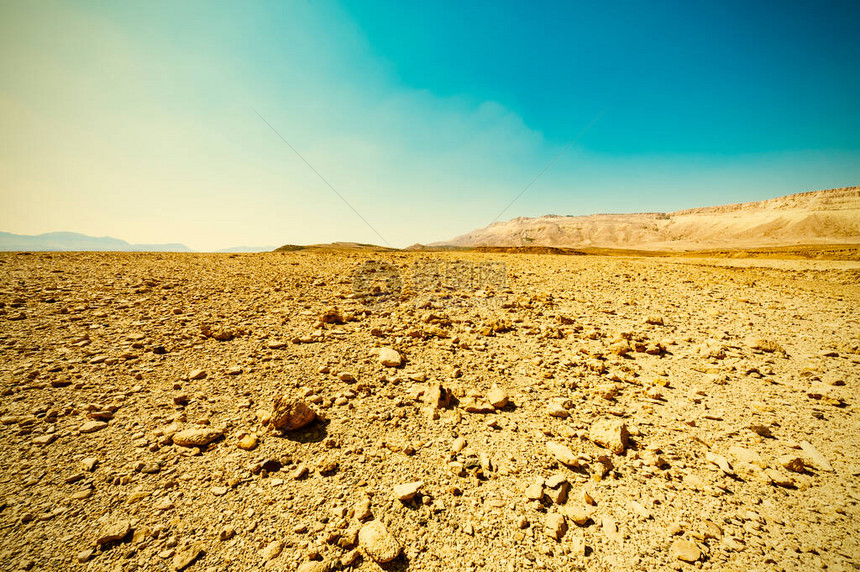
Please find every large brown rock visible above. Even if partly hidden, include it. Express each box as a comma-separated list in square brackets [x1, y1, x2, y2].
[172, 427, 224, 447]
[358, 520, 400, 563]
[589, 419, 629, 455]
[268, 395, 316, 432]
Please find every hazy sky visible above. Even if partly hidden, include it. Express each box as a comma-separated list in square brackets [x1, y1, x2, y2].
[1, 1, 858, 250]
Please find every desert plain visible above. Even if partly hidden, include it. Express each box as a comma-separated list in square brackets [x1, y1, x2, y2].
[0, 249, 858, 572]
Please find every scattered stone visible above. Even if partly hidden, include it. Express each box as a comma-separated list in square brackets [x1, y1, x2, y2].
[97, 520, 132, 546]
[545, 513, 567, 540]
[629, 500, 651, 519]
[354, 497, 372, 521]
[562, 505, 594, 526]
[268, 395, 316, 432]
[547, 399, 570, 418]
[589, 419, 629, 455]
[172, 427, 224, 447]
[487, 384, 508, 409]
[173, 545, 203, 570]
[546, 441, 579, 467]
[602, 515, 622, 542]
[749, 424, 773, 438]
[32, 434, 56, 445]
[765, 469, 796, 487]
[320, 307, 345, 324]
[799, 440, 834, 472]
[237, 434, 258, 451]
[76, 549, 94, 563]
[378, 348, 403, 368]
[260, 540, 284, 561]
[778, 455, 805, 473]
[297, 561, 329, 572]
[525, 483, 544, 500]
[79, 421, 108, 434]
[728, 445, 767, 469]
[393, 481, 423, 502]
[461, 395, 495, 413]
[358, 521, 400, 563]
[188, 369, 207, 380]
[705, 451, 734, 475]
[670, 539, 701, 562]
[745, 336, 785, 353]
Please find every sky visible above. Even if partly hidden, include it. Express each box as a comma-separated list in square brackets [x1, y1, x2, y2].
[1, 0, 858, 250]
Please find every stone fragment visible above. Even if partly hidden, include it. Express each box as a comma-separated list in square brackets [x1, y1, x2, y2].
[33, 434, 56, 445]
[425, 384, 451, 409]
[188, 369, 207, 380]
[589, 419, 629, 455]
[749, 424, 773, 438]
[778, 455, 805, 473]
[705, 451, 734, 475]
[268, 395, 316, 432]
[80, 421, 108, 434]
[545, 513, 567, 540]
[261, 541, 284, 561]
[173, 545, 203, 570]
[172, 427, 223, 447]
[378, 348, 402, 368]
[670, 539, 701, 562]
[358, 521, 400, 563]
[393, 481, 423, 502]
[297, 561, 329, 572]
[546, 441, 579, 467]
[525, 483, 544, 500]
[547, 399, 570, 418]
[320, 307, 345, 324]
[744, 336, 785, 353]
[97, 520, 132, 546]
[545, 474, 567, 489]
[629, 500, 651, 519]
[602, 515, 622, 542]
[799, 441, 834, 472]
[561, 504, 594, 526]
[544, 481, 569, 504]
[764, 469, 795, 488]
[76, 549, 94, 563]
[460, 395, 495, 413]
[237, 434, 258, 451]
[728, 446, 767, 469]
[487, 384, 508, 409]
[354, 497, 372, 521]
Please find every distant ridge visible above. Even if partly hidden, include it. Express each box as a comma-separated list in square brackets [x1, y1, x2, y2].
[434, 187, 860, 250]
[0, 231, 191, 252]
[274, 241, 398, 252]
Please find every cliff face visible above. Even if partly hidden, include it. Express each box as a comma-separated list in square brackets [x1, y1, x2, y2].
[436, 187, 860, 250]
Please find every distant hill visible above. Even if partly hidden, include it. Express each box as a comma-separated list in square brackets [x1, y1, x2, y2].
[274, 242, 399, 252]
[0, 231, 191, 252]
[434, 187, 860, 250]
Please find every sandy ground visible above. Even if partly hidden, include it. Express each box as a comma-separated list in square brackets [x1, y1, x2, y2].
[0, 251, 858, 572]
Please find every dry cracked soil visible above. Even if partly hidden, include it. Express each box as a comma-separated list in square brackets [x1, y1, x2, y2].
[1, 251, 858, 572]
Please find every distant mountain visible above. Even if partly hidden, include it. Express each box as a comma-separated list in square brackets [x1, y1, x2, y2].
[0, 231, 191, 252]
[434, 187, 860, 250]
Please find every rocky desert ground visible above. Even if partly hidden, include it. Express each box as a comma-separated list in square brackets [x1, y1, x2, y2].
[1, 250, 858, 572]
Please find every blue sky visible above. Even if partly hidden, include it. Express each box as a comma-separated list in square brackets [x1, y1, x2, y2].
[1, 0, 858, 249]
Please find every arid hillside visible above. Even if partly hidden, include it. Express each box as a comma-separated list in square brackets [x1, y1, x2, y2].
[437, 187, 860, 249]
